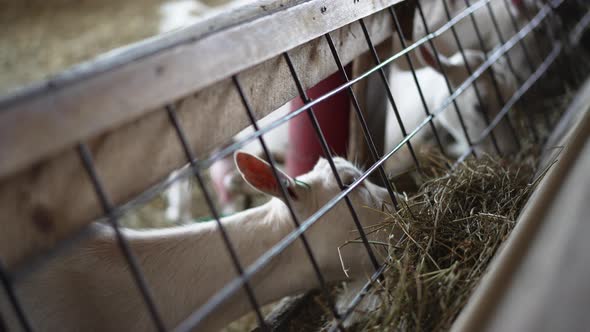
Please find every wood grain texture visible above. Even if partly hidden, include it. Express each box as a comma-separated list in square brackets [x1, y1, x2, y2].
[0, 3, 400, 269]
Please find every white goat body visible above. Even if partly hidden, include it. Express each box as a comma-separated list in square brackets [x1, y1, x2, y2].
[413, 0, 546, 79]
[384, 47, 517, 174]
[1, 152, 391, 332]
[165, 104, 290, 221]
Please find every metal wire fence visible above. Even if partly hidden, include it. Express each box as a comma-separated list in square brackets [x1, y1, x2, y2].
[1, 0, 589, 331]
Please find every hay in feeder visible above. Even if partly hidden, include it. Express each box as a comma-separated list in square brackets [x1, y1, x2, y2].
[348, 150, 544, 332]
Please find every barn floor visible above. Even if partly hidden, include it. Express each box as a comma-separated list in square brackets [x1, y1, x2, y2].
[0, 0, 235, 95]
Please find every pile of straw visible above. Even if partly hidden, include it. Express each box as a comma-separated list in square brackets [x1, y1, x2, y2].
[351, 152, 539, 331]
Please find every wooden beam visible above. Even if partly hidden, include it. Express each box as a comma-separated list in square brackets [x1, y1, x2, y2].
[0, 3, 401, 269]
[0, 0, 403, 181]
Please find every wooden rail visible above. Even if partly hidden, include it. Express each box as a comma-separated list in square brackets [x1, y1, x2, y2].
[452, 78, 590, 332]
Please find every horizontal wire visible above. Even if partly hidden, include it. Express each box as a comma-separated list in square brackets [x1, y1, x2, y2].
[570, 9, 590, 45]
[455, 42, 562, 165]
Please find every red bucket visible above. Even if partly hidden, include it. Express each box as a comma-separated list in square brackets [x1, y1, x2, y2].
[286, 67, 352, 176]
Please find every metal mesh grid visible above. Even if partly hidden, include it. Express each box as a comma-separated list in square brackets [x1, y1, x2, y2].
[1, 0, 589, 331]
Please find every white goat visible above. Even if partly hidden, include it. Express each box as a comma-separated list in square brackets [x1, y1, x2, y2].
[208, 105, 291, 214]
[385, 46, 517, 174]
[1, 151, 392, 332]
[165, 104, 290, 222]
[413, 0, 545, 79]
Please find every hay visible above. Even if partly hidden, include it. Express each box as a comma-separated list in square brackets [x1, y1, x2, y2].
[0, 0, 235, 95]
[349, 151, 541, 332]
[279, 48, 587, 331]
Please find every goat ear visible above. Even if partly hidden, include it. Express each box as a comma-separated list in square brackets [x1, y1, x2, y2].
[417, 45, 452, 74]
[234, 151, 298, 200]
[418, 45, 480, 87]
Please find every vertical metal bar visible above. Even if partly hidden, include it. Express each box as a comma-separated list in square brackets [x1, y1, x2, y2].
[285, 49, 389, 290]
[0, 261, 33, 332]
[531, 8, 561, 133]
[0, 310, 8, 332]
[516, 2, 559, 131]
[283, 54, 384, 330]
[439, 0, 503, 155]
[543, 0, 579, 85]
[77, 144, 166, 332]
[454, 41, 562, 165]
[324, 33, 401, 210]
[415, 0, 478, 157]
[499, 0, 556, 132]
[326, 264, 388, 332]
[230, 76, 346, 331]
[475, 0, 540, 141]
[164, 105, 268, 331]
[282, 52, 382, 273]
[319, 26, 413, 306]
[499, 0, 538, 74]
[478, 0, 525, 82]
[387, 6, 449, 160]
[515, 1, 553, 61]
[459, 0, 521, 149]
[357, 18, 422, 171]
[515, 0, 573, 94]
